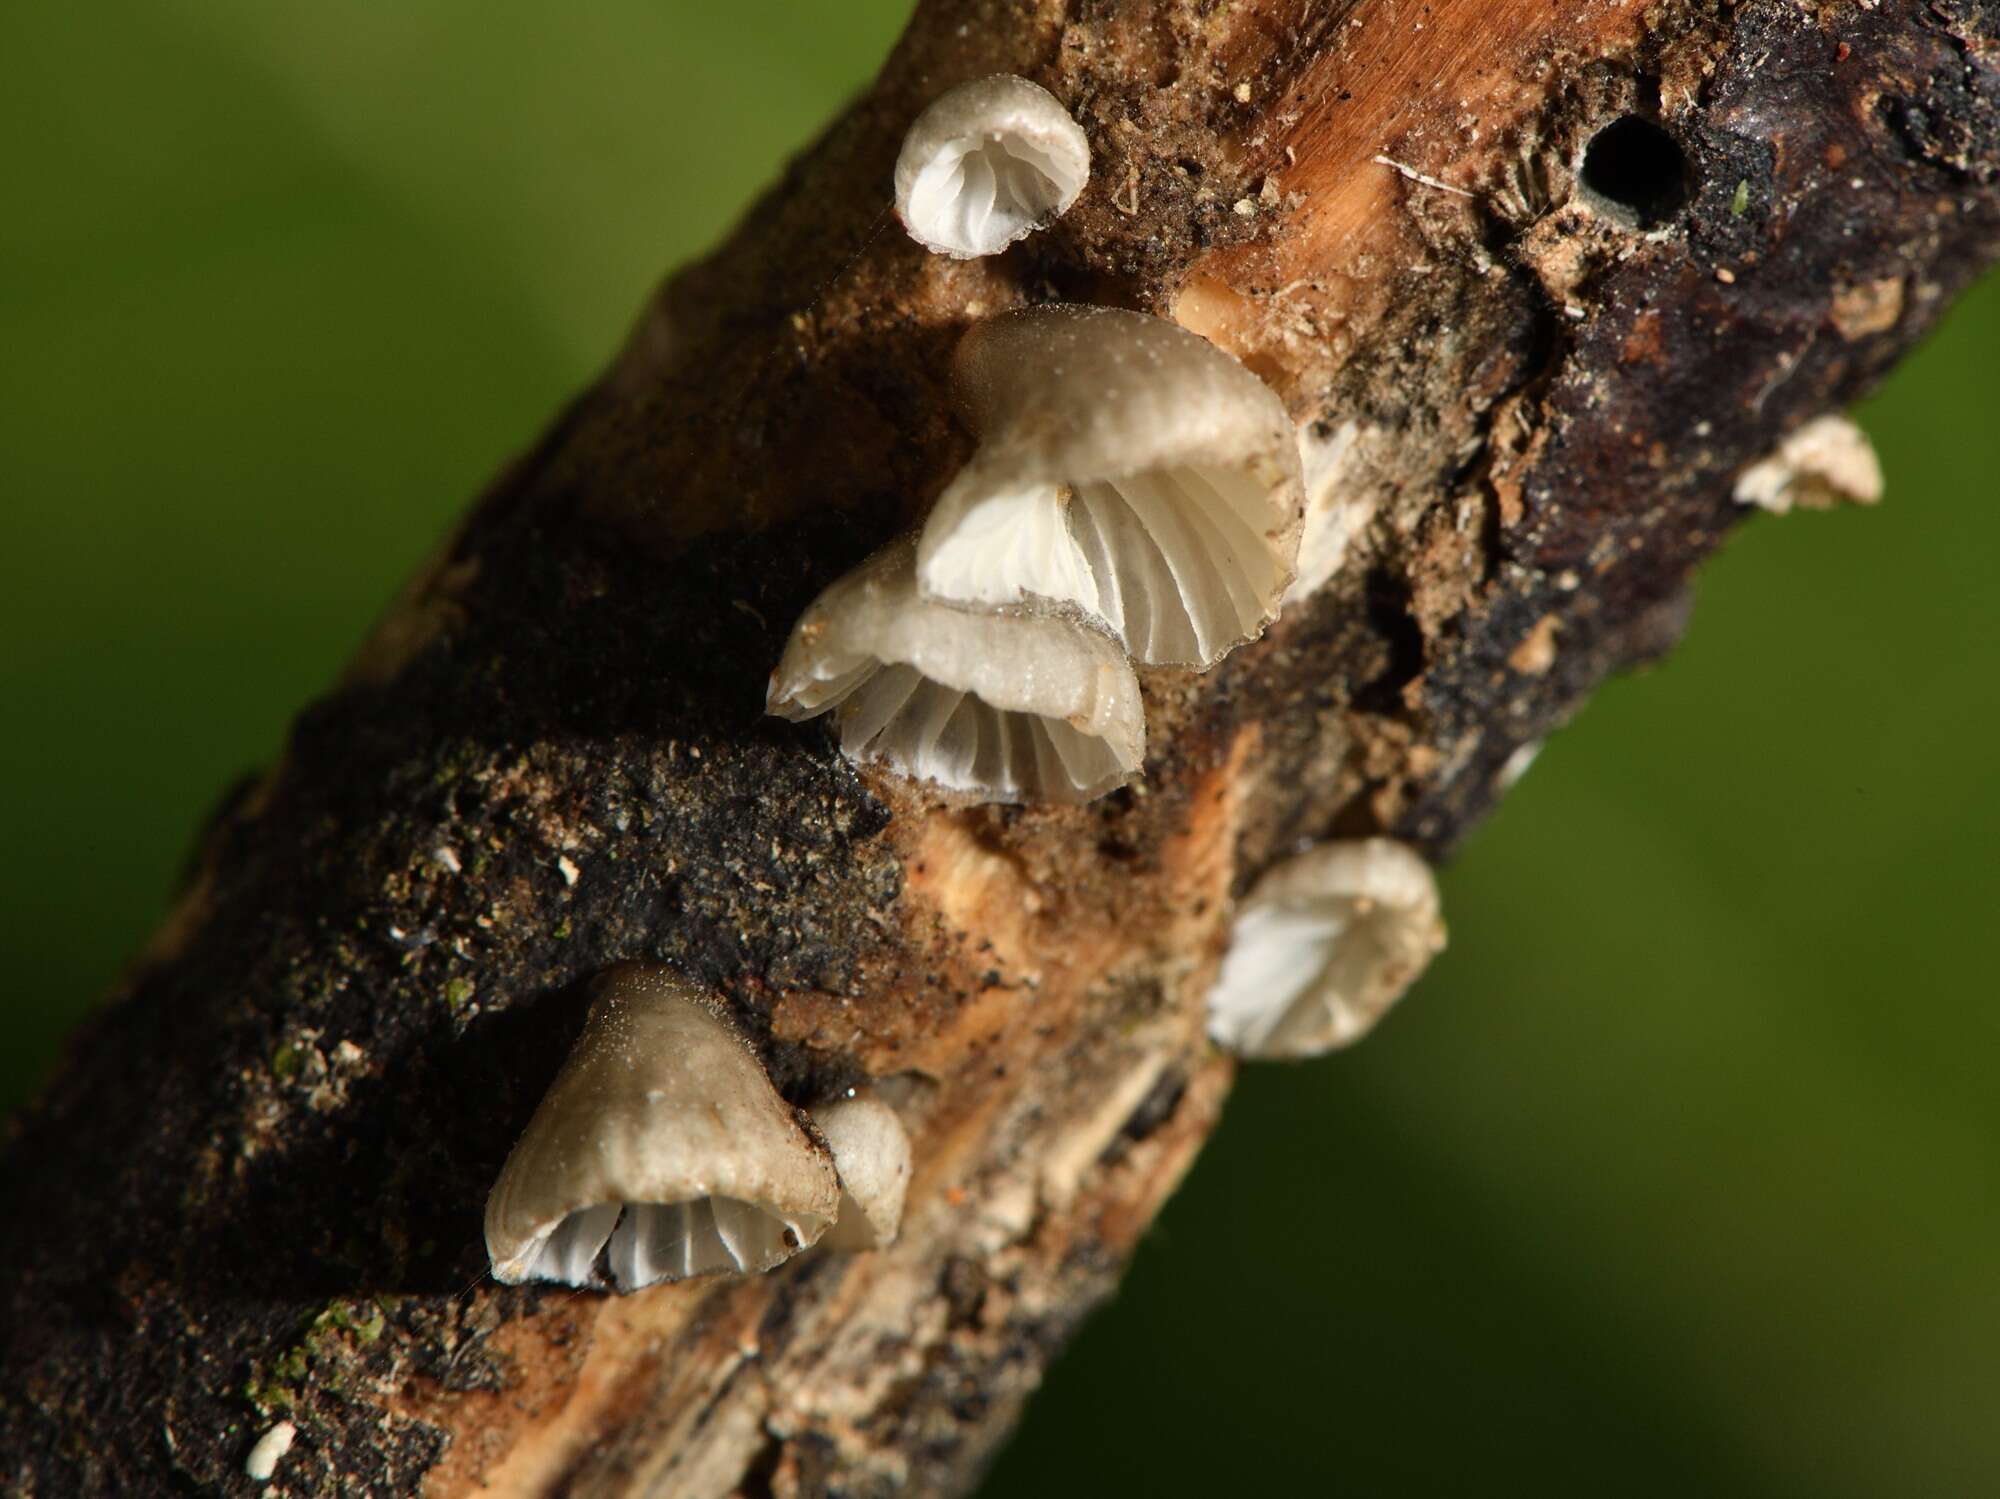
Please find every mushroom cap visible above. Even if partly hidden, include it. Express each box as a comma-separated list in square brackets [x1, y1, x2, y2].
[766, 536, 1145, 804]
[1733, 412, 1884, 514]
[811, 1094, 913, 1251]
[485, 965, 839, 1290]
[1205, 839, 1445, 1060]
[893, 75, 1089, 259]
[917, 304, 1304, 667]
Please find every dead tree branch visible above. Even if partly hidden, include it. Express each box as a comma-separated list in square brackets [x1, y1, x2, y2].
[4, 1, 1996, 1494]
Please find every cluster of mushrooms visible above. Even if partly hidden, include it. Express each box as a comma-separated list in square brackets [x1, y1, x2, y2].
[484, 77, 1447, 1293]
[487, 965, 907, 1291]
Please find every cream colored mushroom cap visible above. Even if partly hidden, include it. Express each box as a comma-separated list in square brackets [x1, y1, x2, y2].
[918, 305, 1305, 667]
[812, 1094, 913, 1251]
[485, 964, 839, 1289]
[951, 304, 1299, 483]
[1206, 839, 1445, 1060]
[894, 75, 1090, 259]
[1733, 412, 1884, 514]
[766, 536, 1145, 804]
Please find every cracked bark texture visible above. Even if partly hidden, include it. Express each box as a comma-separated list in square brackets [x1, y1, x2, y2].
[3, 1, 1996, 1494]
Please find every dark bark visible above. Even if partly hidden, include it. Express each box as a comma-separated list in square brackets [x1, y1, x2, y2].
[4, 1, 1996, 1494]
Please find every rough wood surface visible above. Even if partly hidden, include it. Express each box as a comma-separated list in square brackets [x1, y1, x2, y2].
[4, 1, 1996, 1494]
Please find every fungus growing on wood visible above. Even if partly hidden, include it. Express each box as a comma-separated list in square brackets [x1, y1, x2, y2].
[767, 536, 1145, 804]
[485, 965, 838, 1290]
[1733, 413, 1884, 514]
[917, 305, 1305, 668]
[894, 75, 1089, 259]
[1285, 417, 1370, 604]
[1206, 839, 1445, 1060]
[811, 1093, 913, 1251]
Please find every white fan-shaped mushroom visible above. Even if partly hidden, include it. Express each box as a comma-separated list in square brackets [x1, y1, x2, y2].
[917, 305, 1304, 668]
[767, 536, 1145, 804]
[485, 965, 839, 1290]
[1206, 839, 1445, 1060]
[811, 1094, 913, 1251]
[1284, 418, 1371, 605]
[894, 75, 1089, 259]
[1733, 413, 1883, 514]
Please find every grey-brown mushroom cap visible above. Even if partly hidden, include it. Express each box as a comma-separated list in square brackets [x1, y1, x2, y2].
[765, 536, 1145, 804]
[484, 965, 839, 1289]
[1205, 839, 1446, 1060]
[893, 75, 1090, 259]
[918, 305, 1305, 667]
[812, 1094, 913, 1251]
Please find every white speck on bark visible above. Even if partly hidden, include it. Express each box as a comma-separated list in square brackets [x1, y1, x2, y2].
[245, 1419, 296, 1482]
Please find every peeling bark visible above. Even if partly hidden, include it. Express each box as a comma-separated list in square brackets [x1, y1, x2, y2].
[3, 2, 1996, 1495]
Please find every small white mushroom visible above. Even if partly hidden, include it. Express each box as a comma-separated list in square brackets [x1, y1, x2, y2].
[767, 536, 1145, 804]
[811, 1093, 913, 1251]
[1206, 839, 1445, 1060]
[917, 305, 1305, 668]
[894, 75, 1090, 259]
[1733, 413, 1883, 514]
[1284, 417, 1374, 605]
[485, 965, 839, 1290]
[1496, 738, 1544, 793]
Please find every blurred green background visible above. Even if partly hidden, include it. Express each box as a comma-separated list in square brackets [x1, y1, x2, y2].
[4, 4, 1995, 1494]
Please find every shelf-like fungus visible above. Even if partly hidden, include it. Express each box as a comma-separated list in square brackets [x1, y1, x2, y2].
[1206, 839, 1445, 1061]
[917, 305, 1305, 668]
[767, 536, 1145, 804]
[1733, 412, 1884, 514]
[894, 75, 1089, 259]
[485, 965, 839, 1290]
[1284, 417, 1370, 605]
[811, 1093, 913, 1251]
